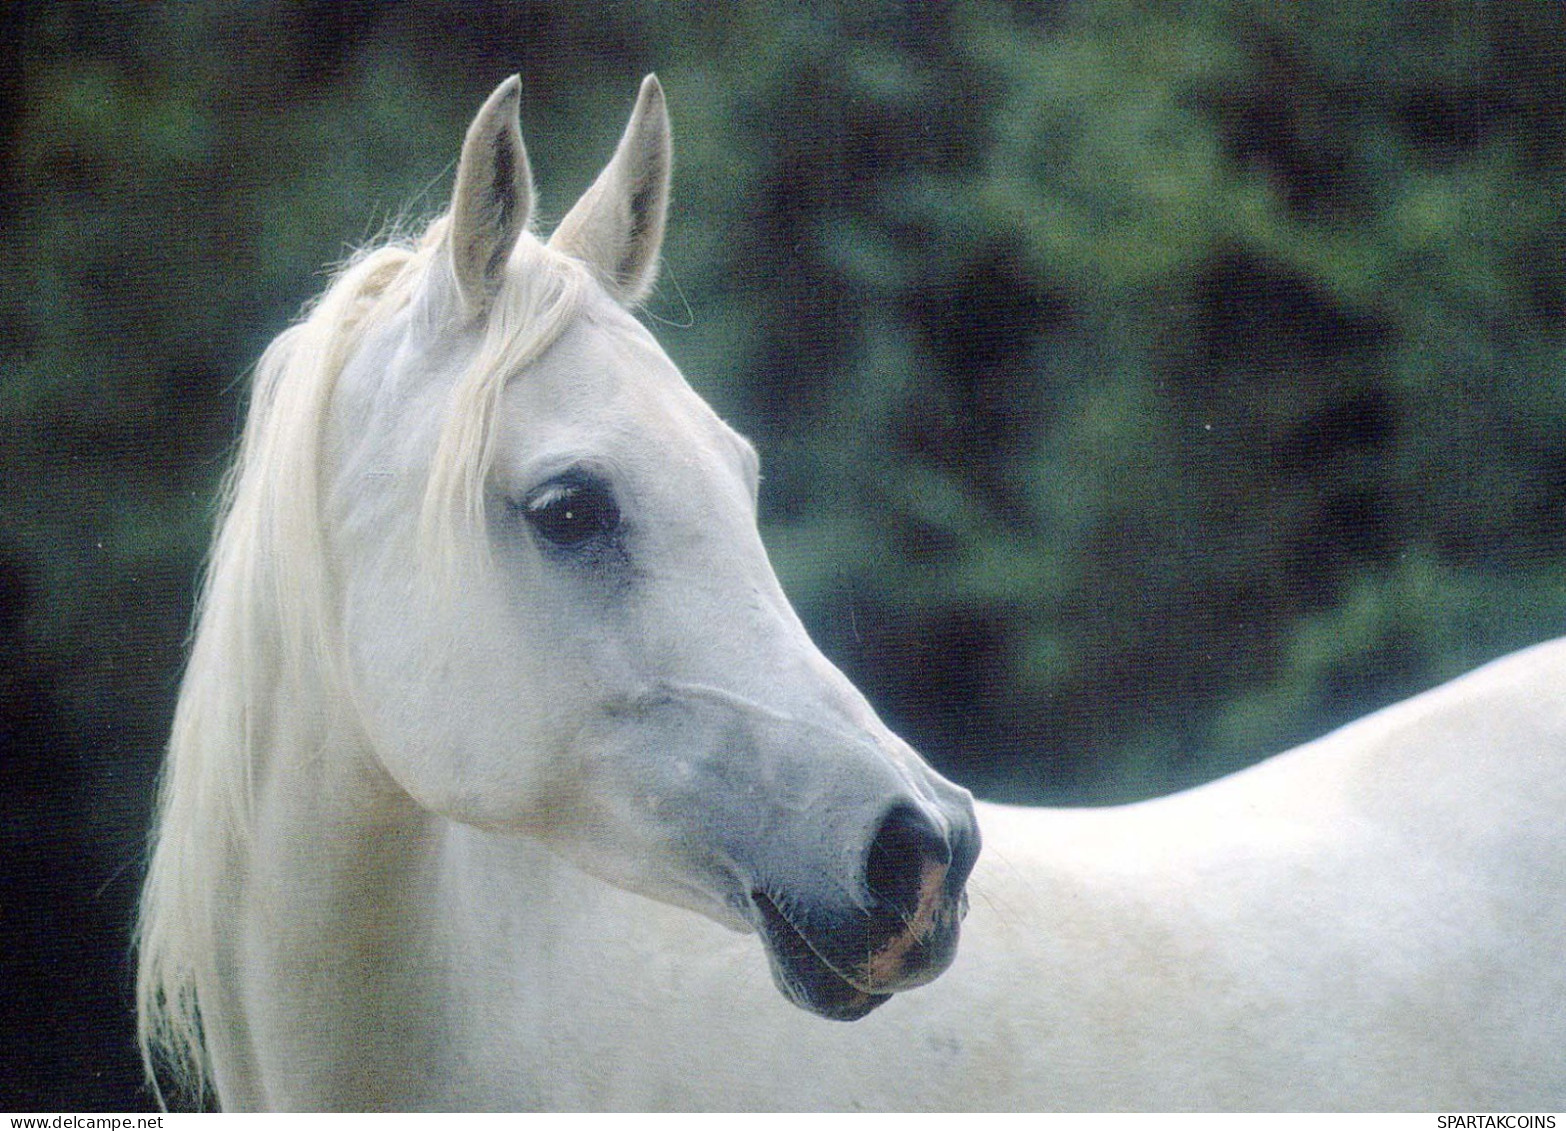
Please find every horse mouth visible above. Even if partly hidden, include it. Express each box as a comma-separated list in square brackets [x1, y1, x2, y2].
[751, 891, 892, 1022]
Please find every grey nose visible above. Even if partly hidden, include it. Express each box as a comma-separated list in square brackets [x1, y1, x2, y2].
[864, 801, 978, 919]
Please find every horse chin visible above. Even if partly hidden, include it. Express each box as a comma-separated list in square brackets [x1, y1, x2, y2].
[751, 892, 892, 1022]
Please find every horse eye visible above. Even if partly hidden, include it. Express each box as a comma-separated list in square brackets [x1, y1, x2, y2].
[523, 476, 620, 547]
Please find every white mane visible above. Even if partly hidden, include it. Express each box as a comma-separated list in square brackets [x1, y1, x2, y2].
[135, 220, 589, 1103]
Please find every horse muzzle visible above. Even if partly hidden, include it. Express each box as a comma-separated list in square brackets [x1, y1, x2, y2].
[750, 801, 980, 1021]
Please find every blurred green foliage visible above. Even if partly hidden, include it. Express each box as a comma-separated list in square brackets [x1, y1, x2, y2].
[671, 0, 1566, 802]
[6, 0, 1566, 821]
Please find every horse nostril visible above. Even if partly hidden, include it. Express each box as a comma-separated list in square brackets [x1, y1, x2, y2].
[864, 804, 950, 919]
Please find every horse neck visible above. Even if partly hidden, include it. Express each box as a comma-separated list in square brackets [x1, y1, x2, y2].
[227, 713, 606, 1108]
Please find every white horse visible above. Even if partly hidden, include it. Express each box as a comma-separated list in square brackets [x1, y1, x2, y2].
[138, 75, 1566, 1112]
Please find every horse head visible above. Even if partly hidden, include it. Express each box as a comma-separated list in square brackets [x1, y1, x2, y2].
[322, 76, 980, 1020]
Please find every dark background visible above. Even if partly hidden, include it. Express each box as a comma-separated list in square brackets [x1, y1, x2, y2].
[4, 0, 1565, 1110]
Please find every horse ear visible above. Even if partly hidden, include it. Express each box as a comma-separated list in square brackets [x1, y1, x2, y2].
[549, 75, 671, 307]
[447, 75, 534, 320]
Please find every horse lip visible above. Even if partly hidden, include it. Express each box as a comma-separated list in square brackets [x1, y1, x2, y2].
[750, 891, 890, 1021]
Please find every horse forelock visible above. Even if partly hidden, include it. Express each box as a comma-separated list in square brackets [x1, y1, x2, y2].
[136, 220, 589, 1107]
[419, 232, 590, 584]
